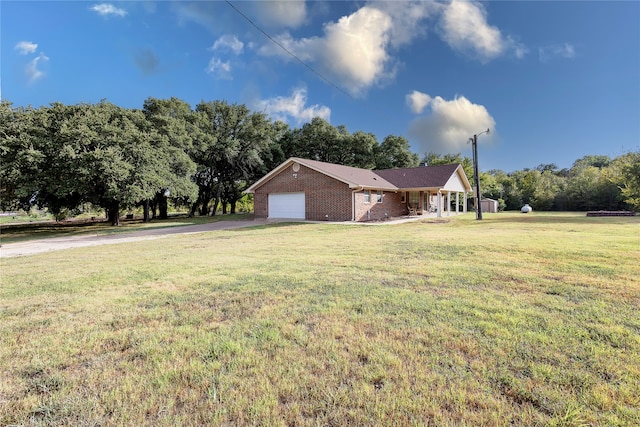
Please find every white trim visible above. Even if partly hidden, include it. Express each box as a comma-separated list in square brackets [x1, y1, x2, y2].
[443, 166, 472, 192]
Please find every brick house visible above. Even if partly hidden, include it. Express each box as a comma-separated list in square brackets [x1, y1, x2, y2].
[245, 157, 472, 222]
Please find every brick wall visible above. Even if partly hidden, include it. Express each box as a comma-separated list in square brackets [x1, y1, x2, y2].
[253, 163, 408, 222]
[354, 191, 406, 221]
[253, 193, 268, 218]
[253, 163, 352, 221]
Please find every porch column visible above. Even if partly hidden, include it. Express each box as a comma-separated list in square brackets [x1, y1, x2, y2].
[456, 192, 459, 213]
[447, 192, 451, 216]
[463, 191, 468, 213]
[437, 191, 442, 218]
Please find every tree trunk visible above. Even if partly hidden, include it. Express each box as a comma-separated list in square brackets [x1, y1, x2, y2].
[212, 181, 223, 216]
[108, 201, 121, 226]
[189, 200, 199, 217]
[189, 191, 204, 217]
[150, 199, 157, 219]
[200, 199, 210, 216]
[158, 195, 168, 219]
[143, 200, 151, 223]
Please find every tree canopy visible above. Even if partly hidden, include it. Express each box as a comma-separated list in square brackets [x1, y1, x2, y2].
[1, 98, 638, 221]
[424, 152, 639, 212]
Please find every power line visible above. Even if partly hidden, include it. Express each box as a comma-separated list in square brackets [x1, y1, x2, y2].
[224, 0, 353, 99]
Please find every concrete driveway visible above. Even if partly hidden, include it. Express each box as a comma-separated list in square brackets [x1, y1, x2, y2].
[0, 214, 445, 258]
[0, 219, 270, 258]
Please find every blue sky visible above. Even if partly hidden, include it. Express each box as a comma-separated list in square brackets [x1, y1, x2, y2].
[2, 1, 639, 172]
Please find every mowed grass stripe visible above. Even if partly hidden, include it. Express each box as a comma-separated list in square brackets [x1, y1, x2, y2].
[1, 212, 639, 426]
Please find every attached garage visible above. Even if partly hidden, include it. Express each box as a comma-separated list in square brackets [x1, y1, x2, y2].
[246, 157, 472, 222]
[268, 192, 305, 219]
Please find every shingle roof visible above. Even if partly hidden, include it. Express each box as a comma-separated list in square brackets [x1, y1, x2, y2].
[246, 157, 469, 193]
[375, 164, 461, 189]
[293, 158, 397, 190]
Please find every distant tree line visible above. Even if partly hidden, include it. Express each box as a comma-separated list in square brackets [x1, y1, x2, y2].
[0, 99, 419, 224]
[2, 98, 637, 223]
[425, 152, 640, 212]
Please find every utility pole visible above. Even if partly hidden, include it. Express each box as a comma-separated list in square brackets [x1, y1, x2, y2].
[469, 129, 490, 220]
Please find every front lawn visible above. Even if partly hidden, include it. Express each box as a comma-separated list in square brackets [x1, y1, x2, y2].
[1, 212, 638, 425]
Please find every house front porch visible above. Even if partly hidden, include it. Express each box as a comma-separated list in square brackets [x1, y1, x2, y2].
[405, 190, 469, 218]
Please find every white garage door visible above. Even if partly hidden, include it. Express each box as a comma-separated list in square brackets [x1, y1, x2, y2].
[268, 192, 305, 219]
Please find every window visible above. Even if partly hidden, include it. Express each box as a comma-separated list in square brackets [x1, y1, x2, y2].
[409, 191, 419, 208]
[364, 190, 371, 203]
[377, 190, 383, 203]
[401, 192, 406, 203]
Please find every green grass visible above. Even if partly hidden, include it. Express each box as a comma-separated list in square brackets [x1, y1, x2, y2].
[1, 212, 639, 426]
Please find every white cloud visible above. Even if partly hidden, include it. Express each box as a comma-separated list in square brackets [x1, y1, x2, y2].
[206, 58, 232, 79]
[255, 31, 305, 59]
[512, 41, 529, 59]
[15, 41, 38, 55]
[369, 1, 437, 48]
[90, 3, 127, 17]
[211, 35, 244, 55]
[539, 43, 576, 63]
[172, 2, 217, 32]
[406, 90, 432, 114]
[258, 6, 397, 97]
[254, 1, 524, 95]
[207, 35, 243, 79]
[439, 0, 525, 62]
[318, 7, 393, 95]
[25, 53, 49, 84]
[256, 87, 330, 125]
[254, 1, 307, 29]
[407, 93, 496, 154]
[252, 2, 471, 97]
